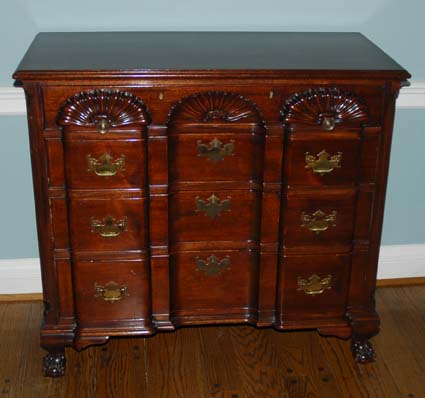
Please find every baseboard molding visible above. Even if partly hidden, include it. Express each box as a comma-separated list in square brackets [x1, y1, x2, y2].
[1, 82, 425, 116]
[0, 258, 42, 294]
[377, 244, 425, 279]
[0, 244, 424, 294]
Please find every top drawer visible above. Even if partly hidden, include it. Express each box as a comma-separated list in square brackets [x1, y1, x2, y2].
[57, 88, 151, 138]
[281, 87, 369, 134]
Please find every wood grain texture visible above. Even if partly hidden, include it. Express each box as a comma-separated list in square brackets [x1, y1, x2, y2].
[1, 286, 423, 397]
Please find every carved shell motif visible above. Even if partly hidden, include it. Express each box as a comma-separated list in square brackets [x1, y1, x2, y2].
[57, 89, 150, 127]
[281, 88, 368, 128]
[168, 91, 264, 125]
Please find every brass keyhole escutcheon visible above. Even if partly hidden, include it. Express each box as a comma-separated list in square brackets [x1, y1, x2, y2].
[96, 118, 110, 134]
[321, 116, 336, 131]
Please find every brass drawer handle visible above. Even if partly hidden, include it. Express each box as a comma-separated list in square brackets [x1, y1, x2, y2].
[94, 281, 129, 302]
[87, 152, 126, 176]
[195, 194, 231, 218]
[305, 150, 342, 176]
[297, 274, 332, 295]
[301, 210, 337, 234]
[195, 254, 231, 276]
[91, 215, 127, 238]
[96, 118, 110, 134]
[321, 116, 336, 131]
[197, 138, 234, 163]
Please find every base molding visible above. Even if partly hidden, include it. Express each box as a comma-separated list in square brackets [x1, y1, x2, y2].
[0, 244, 424, 296]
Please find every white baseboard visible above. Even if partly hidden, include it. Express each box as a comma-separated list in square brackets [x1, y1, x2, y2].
[0, 82, 425, 116]
[377, 244, 425, 279]
[0, 258, 42, 294]
[0, 244, 424, 294]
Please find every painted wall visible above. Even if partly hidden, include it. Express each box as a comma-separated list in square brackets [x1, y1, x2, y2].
[0, 0, 424, 259]
[1, 0, 425, 84]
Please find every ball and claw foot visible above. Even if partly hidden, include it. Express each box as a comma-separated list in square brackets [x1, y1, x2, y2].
[42, 352, 66, 377]
[351, 339, 376, 363]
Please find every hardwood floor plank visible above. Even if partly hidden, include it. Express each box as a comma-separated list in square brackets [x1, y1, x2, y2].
[228, 326, 287, 398]
[373, 287, 425, 397]
[62, 346, 97, 397]
[271, 330, 342, 398]
[145, 328, 206, 398]
[95, 337, 148, 397]
[13, 303, 53, 398]
[319, 336, 403, 398]
[0, 303, 34, 398]
[198, 326, 243, 397]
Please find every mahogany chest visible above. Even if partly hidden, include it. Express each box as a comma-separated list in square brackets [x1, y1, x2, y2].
[13, 32, 410, 376]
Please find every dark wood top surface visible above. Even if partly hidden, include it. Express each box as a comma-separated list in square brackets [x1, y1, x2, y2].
[13, 32, 410, 80]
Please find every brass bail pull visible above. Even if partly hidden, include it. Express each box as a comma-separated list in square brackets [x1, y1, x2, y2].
[94, 281, 129, 302]
[197, 138, 234, 163]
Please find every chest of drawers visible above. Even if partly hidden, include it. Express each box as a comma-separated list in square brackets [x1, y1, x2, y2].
[13, 32, 410, 377]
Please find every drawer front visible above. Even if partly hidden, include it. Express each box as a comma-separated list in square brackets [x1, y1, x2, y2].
[285, 134, 361, 186]
[169, 133, 264, 183]
[169, 190, 261, 243]
[65, 140, 146, 189]
[282, 189, 355, 248]
[171, 249, 258, 317]
[279, 254, 351, 318]
[74, 259, 150, 325]
[69, 197, 147, 252]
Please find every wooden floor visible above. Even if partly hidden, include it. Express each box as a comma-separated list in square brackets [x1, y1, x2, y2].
[0, 286, 424, 398]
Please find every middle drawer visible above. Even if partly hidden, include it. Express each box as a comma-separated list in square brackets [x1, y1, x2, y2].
[69, 194, 147, 252]
[169, 189, 262, 244]
[282, 188, 356, 251]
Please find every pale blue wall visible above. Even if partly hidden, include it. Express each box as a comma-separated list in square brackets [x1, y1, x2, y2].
[1, 0, 425, 84]
[0, 0, 424, 258]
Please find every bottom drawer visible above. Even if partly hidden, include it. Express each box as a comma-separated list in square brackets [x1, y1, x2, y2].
[74, 259, 151, 326]
[278, 253, 351, 319]
[171, 249, 258, 320]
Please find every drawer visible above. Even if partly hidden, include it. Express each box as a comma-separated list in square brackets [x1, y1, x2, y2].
[65, 139, 146, 189]
[282, 189, 356, 249]
[73, 259, 151, 326]
[169, 190, 261, 244]
[279, 253, 351, 318]
[285, 133, 361, 186]
[69, 196, 147, 252]
[171, 249, 258, 318]
[169, 133, 264, 183]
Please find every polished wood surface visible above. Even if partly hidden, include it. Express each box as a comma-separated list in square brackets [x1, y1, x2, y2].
[13, 32, 410, 376]
[14, 32, 408, 76]
[0, 286, 424, 397]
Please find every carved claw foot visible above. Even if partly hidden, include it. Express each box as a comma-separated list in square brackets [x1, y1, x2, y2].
[42, 351, 66, 377]
[351, 339, 376, 363]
